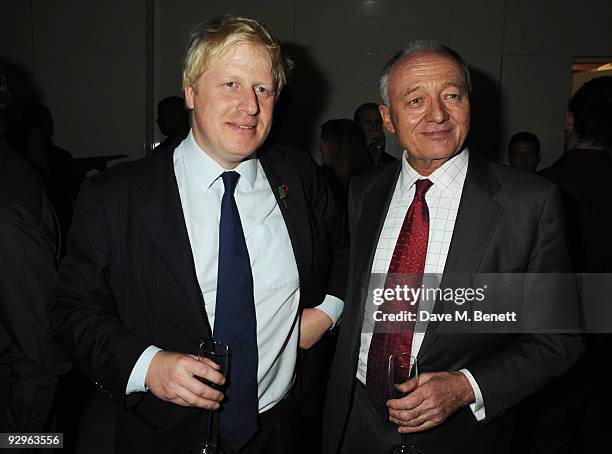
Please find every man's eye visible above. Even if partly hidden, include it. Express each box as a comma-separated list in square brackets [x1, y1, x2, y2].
[255, 86, 272, 97]
[446, 93, 461, 100]
[408, 98, 421, 106]
[225, 82, 236, 88]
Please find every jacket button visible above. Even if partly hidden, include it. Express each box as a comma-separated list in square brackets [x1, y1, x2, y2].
[344, 390, 350, 398]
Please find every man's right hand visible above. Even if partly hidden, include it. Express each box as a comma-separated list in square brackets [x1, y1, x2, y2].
[145, 350, 225, 409]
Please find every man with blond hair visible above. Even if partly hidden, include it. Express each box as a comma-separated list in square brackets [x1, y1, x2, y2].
[50, 15, 346, 454]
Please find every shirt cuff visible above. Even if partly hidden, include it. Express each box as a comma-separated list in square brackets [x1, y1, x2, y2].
[314, 294, 344, 329]
[126, 345, 162, 394]
[460, 368, 486, 421]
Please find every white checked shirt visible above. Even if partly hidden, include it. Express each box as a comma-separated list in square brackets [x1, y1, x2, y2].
[357, 149, 485, 420]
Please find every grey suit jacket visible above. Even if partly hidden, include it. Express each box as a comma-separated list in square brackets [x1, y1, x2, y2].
[323, 152, 583, 454]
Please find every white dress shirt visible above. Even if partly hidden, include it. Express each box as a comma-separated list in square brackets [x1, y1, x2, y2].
[126, 131, 343, 413]
[357, 149, 485, 420]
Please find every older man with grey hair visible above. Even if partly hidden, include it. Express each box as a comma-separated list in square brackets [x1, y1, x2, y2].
[323, 40, 582, 454]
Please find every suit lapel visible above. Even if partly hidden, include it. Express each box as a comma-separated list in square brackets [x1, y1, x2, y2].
[418, 154, 503, 361]
[139, 150, 212, 335]
[259, 149, 312, 300]
[348, 163, 401, 352]
[352, 165, 401, 294]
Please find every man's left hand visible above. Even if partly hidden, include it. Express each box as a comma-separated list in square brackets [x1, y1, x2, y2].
[387, 371, 475, 433]
[299, 308, 333, 349]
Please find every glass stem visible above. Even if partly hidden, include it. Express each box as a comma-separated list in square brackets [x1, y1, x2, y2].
[211, 411, 219, 446]
[204, 410, 213, 444]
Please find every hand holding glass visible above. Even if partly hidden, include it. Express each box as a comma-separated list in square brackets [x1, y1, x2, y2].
[388, 353, 421, 454]
[190, 339, 229, 454]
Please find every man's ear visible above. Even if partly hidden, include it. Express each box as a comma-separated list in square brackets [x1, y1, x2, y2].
[379, 104, 395, 134]
[184, 85, 195, 110]
[564, 111, 574, 132]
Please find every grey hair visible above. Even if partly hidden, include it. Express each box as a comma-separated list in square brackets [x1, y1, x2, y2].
[379, 40, 472, 105]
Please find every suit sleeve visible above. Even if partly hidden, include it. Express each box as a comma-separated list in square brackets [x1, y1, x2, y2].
[0, 208, 70, 432]
[467, 184, 584, 421]
[48, 178, 149, 408]
[303, 158, 349, 302]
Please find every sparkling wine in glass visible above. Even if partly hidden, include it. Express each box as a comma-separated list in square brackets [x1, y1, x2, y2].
[388, 353, 422, 454]
[190, 339, 230, 454]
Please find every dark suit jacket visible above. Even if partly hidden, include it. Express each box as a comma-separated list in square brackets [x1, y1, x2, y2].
[539, 148, 612, 272]
[323, 152, 583, 454]
[538, 149, 612, 451]
[0, 145, 69, 433]
[48, 144, 347, 454]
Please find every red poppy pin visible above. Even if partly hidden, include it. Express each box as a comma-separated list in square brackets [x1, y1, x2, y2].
[277, 182, 289, 208]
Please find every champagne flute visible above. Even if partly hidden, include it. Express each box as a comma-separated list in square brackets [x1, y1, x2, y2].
[190, 339, 229, 454]
[388, 353, 421, 454]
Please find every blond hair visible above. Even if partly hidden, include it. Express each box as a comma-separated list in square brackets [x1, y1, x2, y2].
[182, 15, 288, 96]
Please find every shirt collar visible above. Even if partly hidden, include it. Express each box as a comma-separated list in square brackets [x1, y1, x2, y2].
[181, 129, 258, 190]
[399, 148, 469, 196]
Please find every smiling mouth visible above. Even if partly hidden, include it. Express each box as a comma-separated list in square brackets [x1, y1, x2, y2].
[228, 122, 256, 130]
[422, 130, 451, 139]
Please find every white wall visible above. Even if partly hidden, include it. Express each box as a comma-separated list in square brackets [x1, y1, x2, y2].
[153, 0, 612, 167]
[3, 0, 612, 167]
[1, 0, 151, 161]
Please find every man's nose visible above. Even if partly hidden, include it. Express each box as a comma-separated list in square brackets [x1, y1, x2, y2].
[427, 98, 449, 123]
[239, 88, 260, 115]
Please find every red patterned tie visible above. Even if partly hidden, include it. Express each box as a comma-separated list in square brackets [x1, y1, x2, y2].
[366, 178, 433, 419]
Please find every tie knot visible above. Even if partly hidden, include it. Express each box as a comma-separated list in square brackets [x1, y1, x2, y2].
[221, 171, 240, 195]
[414, 178, 432, 199]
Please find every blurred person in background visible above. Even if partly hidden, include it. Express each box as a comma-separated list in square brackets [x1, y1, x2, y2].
[0, 63, 70, 437]
[152, 95, 190, 155]
[507, 131, 541, 173]
[21, 102, 78, 254]
[354, 102, 397, 166]
[532, 75, 612, 453]
[319, 118, 372, 206]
